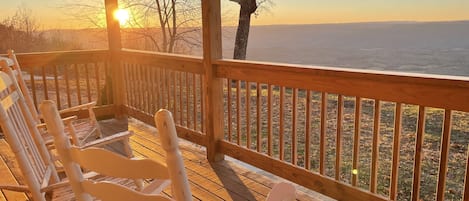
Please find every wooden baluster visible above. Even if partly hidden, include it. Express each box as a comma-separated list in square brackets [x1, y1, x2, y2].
[149, 66, 155, 113]
[105, 63, 112, 104]
[122, 62, 128, 106]
[193, 73, 197, 131]
[305, 90, 311, 170]
[436, 109, 452, 201]
[74, 64, 81, 105]
[186, 72, 190, 128]
[464, 145, 469, 201]
[267, 84, 273, 156]
[256, 82, 261, 152]
[134, 64, 140, 109]
[236, 80, 241, 145]
[279, 86, 285, 160]
[141, 65, 147, 113]
[147, 65, 152, 113]
[64, 65, 72, 107]
[167, 69, 172, 113]
[156, 67, 161, 113]
[246, 82, 251, 149]
[352, 97, 362, 186]
[371, 100, 381, 192]
[42, 66, 49, 100]
[292, 88, 298, 165]
[173, 71, 178, 123]
[85, 64, 91, 103]
[128, 63, 134, 107]
[141, 64, 145, 109]
[390, 103, 402, 200]
[336, 95, 343, 180]
[30, 67, 38, 108]
[227, 79, 232, 142]
[53, 65, 61, 110]
[320, 92, 327, 175]
[200, 75, 204, 132]
[147, 65, 151, 112]
[411, 106, 425, 201]
[166, 69, 171, 112]
[150, 66, 154, 113]
[95, 62, 100, 104]
[179, 72, 183, 125]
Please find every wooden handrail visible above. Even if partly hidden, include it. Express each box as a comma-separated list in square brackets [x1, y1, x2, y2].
[13, 50, 109, 67]
[215, 59, 469, 112]
[120, 49, 204, 74]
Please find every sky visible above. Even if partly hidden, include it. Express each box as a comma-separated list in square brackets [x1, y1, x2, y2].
[1, 0, 469, 29]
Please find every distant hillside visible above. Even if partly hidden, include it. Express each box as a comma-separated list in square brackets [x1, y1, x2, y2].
[43, 21, 469, 76]
[42, 29, 108, 50]
[222, 21, 469, 76]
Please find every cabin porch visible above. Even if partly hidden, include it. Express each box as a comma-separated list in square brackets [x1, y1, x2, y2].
[0, 118, 320, 201]
[0, 1, 468, 200]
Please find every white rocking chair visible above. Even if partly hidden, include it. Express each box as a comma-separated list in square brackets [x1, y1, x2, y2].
[0, 68, 141, 200]
[2, 50, 134, 166]
[40, 102, 192, 201]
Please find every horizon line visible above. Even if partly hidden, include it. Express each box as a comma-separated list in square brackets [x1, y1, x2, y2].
[42, 19, 469, 31]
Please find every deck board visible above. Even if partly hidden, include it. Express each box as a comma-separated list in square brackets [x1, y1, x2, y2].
[0, 118, 322, 201]
[0, 140, 29, 201]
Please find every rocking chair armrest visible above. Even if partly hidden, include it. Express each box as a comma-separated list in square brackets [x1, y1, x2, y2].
[81, 131, 133, 149]
[0, 184, 29, 192]
[58, 101, 96, 114]
[36, 116, 78, 129]
[39, 180, 70, 193]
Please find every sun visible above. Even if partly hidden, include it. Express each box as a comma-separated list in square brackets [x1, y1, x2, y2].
[114, 9, 130, 26]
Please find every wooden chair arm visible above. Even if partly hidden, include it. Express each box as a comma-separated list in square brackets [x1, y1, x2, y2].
[58, 102, 96, 114]
[0, 184, 29, 192]
[81, 131, 133, 149]
[39, 180, 70, 193]
[37, 116, 78, 129]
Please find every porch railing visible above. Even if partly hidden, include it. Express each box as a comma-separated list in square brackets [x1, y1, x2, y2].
[15, 49, 469, 201]
[14, 50, 115, 118]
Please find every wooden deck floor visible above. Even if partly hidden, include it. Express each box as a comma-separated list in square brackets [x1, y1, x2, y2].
[0, 118, 323, 201]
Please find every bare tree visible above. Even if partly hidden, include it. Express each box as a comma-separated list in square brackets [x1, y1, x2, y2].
[121, 0, 201, 53]
[1, 6, 42, 52]
[62, 0, 201, 53]
[229, 0, 271, 60]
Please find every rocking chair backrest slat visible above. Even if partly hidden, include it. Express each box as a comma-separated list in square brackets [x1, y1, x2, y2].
[10, 103, 45, 177]
[0, 68, 59, 201]
[68, 147, 170, 179]
[7, 49, 40, 122]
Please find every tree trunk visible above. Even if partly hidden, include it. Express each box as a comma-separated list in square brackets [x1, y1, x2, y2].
[233, 0, 257, 60]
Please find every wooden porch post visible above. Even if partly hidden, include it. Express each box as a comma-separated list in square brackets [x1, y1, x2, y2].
[202, 0, 224, 161]
[104, 0, 125, 118]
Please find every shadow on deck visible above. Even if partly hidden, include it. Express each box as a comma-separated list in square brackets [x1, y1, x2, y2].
[0, 118, 326, 201]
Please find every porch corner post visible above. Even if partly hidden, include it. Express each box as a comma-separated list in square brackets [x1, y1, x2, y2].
[104, 0, 125, 118]
[202, 0, 224, 162]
